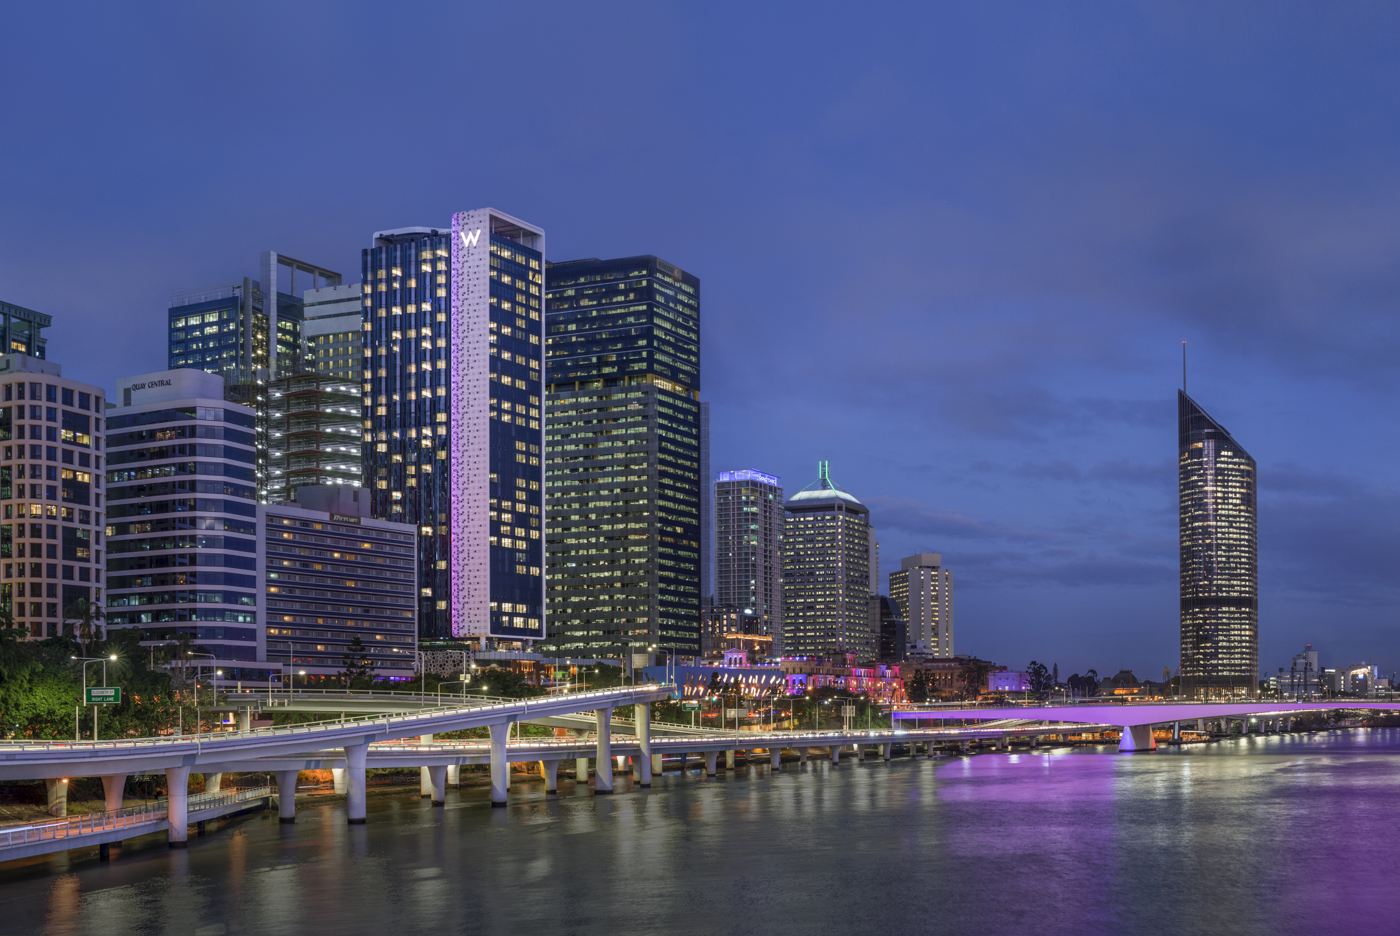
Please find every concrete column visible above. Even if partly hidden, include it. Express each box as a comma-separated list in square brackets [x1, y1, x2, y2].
[1118, 724, 1157, 753]
[725, 750, 736, 770]
[165, 766, 190, 847]
[857, 745, 866, 762]
[419, 734, 434, 797]
[447, 765, 460, 787]
[595, 708, 613, 794]
[101, 774, 127, 813]
[960, 740, 969, 753]
[635, 703, 652, 787]
[770, 748, 782, 770]
[541, 760, 560, 794]
[344, 743, 367, 824]
[882, 743, 891, 761]
[616, 755, 627, 773]
[202, 773, 222, 794]
[576, 757, 591, 784]
[1172, 721, 1181, 741]
[799, 747, 808, 764]
[332, 768, 347, 795]
[1028, 736, 1037, 749]
[997, 736, 1007, 751]
[276, 770, 299, 822]
[704, 751, 718, 776]
[428, 765, 447, 806]
[678, 751, 688, 773]
[652, 753, 663, 776]
[239, 710, 251, 732]
[45, 778, 68, 817]
[829, 746, 841, 765]
[489, 722, 511, 806]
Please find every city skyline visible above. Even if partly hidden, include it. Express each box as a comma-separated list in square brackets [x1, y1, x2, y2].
[3, 4, 1398, 676]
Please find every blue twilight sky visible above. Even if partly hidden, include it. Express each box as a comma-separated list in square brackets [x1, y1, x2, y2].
[2, 2, 1398, 679]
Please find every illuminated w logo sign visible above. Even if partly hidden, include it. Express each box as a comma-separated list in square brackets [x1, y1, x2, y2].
[459, 228, 481, 249]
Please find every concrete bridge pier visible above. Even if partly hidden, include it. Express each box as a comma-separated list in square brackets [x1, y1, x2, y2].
[102, 774, 127, 813]
[576, 757, 591, 784]
[541, 760, 560, 794]
[344, 743, 367, 824]
[704, 751, 718, 776]
[277, 771, 299, 822]
[652, 754, 663, 776]
[997, 736, 1007, 751]
[202, 772, 222, 794]
[332, 768, 348, 794]
[490, 722, 512, 805]
[725, 750, 736, 770]
[617, 755, 628, 774]
[857, 745, 866, 762]
[239, 709, 251, 732]
[960, 740, 969, 754]
[446, 765, 460, 787]
[166, 766, 190, 847]
[420, 734, 434, 797]
[45, 778, 67, 817]
[799, 747, 808, 765]
[770, 748, 782, 770]
[595, 707, 613, 794]
[678, 752, 688, 773]
[1118, 724, 1156, 753]
[1028, 735, 1037, 749]
[1172, 721, 1181, 741]
[882, 743, 891, 761]
[635, 703, 652, 786]
[428, 765, 448, 806]
[829, 746, 841, 765]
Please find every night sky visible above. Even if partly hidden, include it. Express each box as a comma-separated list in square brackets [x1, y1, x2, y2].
[2, 3, 1397, 680]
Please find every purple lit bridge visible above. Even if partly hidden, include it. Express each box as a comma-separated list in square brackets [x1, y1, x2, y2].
[894, 701, 1400, 752]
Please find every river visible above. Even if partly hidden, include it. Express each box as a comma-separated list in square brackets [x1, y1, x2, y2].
[2, 729, 1398, 935]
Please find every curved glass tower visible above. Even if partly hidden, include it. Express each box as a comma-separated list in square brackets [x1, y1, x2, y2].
[1178, 391, 1257, 699]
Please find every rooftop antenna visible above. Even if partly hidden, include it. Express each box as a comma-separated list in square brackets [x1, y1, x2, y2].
[1182, 341, 1187, 393]
[818, 460, 830, 484]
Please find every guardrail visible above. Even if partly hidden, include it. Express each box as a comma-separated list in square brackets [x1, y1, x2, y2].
[0, 684, 676, 755]
[0, 785, 272, 850]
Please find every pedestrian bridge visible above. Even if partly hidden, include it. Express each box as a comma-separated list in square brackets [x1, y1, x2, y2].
[895, 700, 1400, 751]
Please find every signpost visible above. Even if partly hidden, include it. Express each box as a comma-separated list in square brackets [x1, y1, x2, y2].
[85, 687, 121, 705]
[681, 701, 700, 711]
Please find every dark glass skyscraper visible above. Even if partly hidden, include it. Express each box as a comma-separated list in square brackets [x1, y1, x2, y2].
[544, 255, 701, 661]
[1179, 391, 1258, 699]
[362, 211, 545, 644]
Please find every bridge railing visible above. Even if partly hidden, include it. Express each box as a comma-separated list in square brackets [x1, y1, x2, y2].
[0, 684, 676, 754]
[0, 785, 272, 850]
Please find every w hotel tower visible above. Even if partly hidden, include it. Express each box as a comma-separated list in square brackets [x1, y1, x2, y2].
[363, 209, 545, 644]
[1178, 391, 1258, 699]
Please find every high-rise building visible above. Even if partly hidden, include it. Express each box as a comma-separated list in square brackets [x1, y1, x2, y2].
[713, 469, 783, 645]
[781, 462, 873, 658]
[1179, 390, 1258, 699]
[302, 283, 364, 382]
[105, 370, 268, 678]
[362, 211, 545, 645]
[544, 255, 701, 663]
[870, 594, 906, 661]
[0, 301, 50, 359]
[267, 372, 362, 502]
[700, 401, 712, 603]
[0, 354, 105, 640]
[167, 253, 343, 502]
[262, 488, 417, 681]
[889, 553, 954, 657]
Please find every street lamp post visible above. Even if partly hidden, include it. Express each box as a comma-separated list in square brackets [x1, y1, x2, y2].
[72, 654, 117, 741]
[186, 651, 217, 736]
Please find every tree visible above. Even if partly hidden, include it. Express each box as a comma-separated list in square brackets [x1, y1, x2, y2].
[62, 597, 105, 658]
[338, 636, 376, 688]
[907, 669, 934, 704]
[958, 659, 993, 700]
[1027, 661, 1054, 695]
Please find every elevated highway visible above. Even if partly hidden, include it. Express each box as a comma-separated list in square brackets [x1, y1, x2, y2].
[896, 700, 1400, 751]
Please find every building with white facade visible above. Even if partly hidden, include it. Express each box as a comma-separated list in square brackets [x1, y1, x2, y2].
[714, 469, 783, 646]
[889, 553, 954, 657]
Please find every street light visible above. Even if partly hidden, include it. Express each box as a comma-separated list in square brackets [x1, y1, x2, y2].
[72, 654, 117, 741]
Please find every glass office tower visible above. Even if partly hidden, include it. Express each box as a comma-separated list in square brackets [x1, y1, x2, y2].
[714, 469, 784, 648]
[544, 255, 702, 662]
[362, 210, 545, 644]
[1179, 390, 1258, 699]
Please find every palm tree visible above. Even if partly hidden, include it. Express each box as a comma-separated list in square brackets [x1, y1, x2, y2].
[63, 598, 105, 658]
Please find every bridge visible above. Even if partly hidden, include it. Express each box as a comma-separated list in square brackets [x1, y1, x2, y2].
[895, 700, 1400, 751]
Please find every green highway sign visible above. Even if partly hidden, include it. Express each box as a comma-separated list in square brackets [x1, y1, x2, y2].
[85, 687, 121, 705]
[681, 701, 701, 711]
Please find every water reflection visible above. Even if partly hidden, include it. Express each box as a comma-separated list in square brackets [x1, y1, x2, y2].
[6, 733, 1400, 935]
